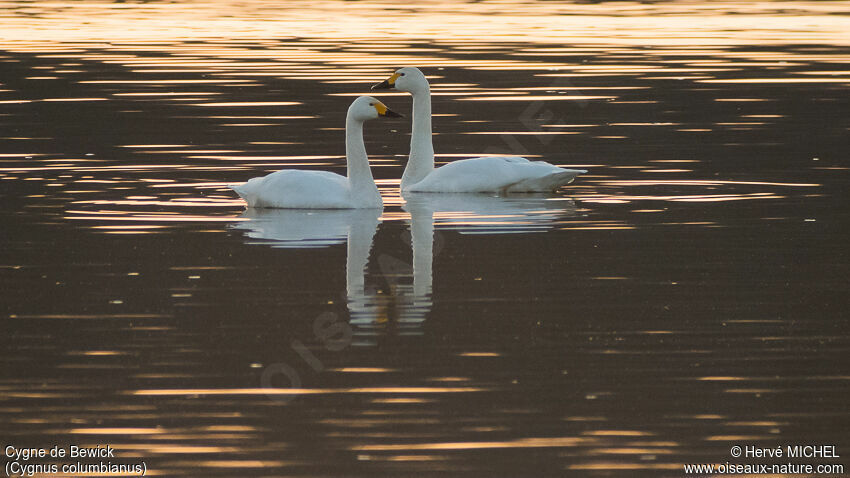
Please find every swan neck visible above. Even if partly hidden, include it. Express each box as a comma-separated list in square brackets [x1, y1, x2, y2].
[345, 114, 376, 192]
[402, 87, 435, 189]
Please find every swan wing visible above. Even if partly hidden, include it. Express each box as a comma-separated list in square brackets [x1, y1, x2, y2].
[406, 156, 586, 193]
[230, 169, 354, 209]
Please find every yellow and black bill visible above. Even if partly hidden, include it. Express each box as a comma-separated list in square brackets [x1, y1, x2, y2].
[372, 71, 400, 90]
[374, 101, 403, 118]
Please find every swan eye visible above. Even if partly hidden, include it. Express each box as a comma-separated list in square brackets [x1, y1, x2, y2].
[369, 102, 374, 106]
[400, 73, 406, 76]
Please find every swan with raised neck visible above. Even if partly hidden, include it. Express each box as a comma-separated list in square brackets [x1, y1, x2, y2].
[229, 96, 402, 209]
[373, 67, 587, 193]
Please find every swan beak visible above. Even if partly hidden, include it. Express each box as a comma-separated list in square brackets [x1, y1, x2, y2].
[372, 72, 400, 90]
[375, 102, 403, 118]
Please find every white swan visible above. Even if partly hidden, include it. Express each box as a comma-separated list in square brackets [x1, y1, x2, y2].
[229, 96, 401, 209]
[373, 67, 587, 193]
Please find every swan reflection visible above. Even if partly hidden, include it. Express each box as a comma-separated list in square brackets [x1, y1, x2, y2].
[402, 193, 578, 234]
[360, 193, 581, 342]
[230, 195, 578, 345]
[231, 208, 380, 248]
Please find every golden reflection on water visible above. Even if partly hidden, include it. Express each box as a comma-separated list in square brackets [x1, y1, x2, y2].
[2, 2, 848, 476]
[356, 436, 597, 451]
[129, 386, 487, 396]
[1, 1, 848, 102]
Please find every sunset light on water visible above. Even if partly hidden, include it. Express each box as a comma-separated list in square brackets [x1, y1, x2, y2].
[1, 1, 848, 476]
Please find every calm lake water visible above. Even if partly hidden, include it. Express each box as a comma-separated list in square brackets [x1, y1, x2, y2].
[1, 1, 849, 476]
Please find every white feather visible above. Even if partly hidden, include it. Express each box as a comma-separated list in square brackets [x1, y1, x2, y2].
[228, 96, 387, 209]
[380, 67, 587, 193]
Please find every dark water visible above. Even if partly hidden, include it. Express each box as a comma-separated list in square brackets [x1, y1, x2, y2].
[1, 1, 849, 476]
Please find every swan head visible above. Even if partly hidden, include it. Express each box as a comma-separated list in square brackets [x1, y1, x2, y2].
[372, 67, 428, 94]
[348, 95, 403, 122]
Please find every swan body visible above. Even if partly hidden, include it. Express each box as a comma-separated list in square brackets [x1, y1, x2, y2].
[231, 170, 354, 209]
[229, 96, 401, 209]
[373, 67, 586, 193]
[404, 155, 582, 193]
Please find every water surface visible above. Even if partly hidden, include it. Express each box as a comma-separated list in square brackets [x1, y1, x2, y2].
[1, 1, 849, 476]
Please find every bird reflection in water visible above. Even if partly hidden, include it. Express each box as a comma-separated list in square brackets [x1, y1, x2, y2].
[229, 194, 579, 344]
